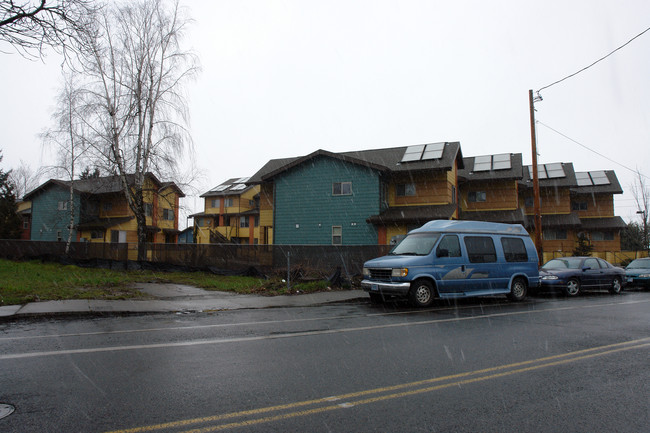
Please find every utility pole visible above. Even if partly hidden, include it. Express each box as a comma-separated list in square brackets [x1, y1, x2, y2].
[529, 89, 543, 265]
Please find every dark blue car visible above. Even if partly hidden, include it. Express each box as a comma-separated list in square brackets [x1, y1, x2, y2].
[625, 258, 650, 288]
[539, 257, 625, 296]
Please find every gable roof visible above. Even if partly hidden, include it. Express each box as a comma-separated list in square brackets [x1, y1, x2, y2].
[24, 173, 184, 200]
[248, 142, 463, 183]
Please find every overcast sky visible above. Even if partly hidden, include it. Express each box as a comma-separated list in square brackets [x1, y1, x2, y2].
[1, 0, 649, 227]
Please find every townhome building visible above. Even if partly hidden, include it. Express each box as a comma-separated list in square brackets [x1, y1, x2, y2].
[248, 142, 463, 245]
[191, 178, 261, 244]
[247, 143, 626, 258]
[24, 173, 184, 244]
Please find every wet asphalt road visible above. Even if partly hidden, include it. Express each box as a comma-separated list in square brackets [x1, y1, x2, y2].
[1, 290, 649, 432]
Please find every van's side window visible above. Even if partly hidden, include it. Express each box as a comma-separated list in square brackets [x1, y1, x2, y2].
[437, 235, 461, 257]
[464, 236, 497, 263]
[501, 237, 528, 262]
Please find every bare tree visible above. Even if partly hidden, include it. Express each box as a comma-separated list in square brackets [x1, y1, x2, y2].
[630, 169, 649, 253]
[8, 159, 44, 199]
[0, 0, 97, 58]
[42, 72, 91, 253]
[75, 0, 197, 260]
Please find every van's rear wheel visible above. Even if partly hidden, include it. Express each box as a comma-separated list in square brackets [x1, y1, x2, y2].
[507, 277, 527, 301]
[409, 280, 435, 308]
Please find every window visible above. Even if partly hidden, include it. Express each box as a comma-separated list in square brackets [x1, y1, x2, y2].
[396, 183, 416, 197]
[571, 201, 588, 211]
[468, 191, 487, 203]
[240, 216, 249, 228]
[23, 218, 29, 229]
[57, 201, 68, 210]
[103, 202, 113, 212]
[332, 226, 342, 245]
[254, 216, 260, 227]
[543, 229, 567, 240]
[333, 182, 352, 196]
[584, 258, 601, 269]
[144, 203, 153, 217]
[163, 209, 174, 220]
[56, 230, 62, 241]
[436, 235, 461, 257]
[501, 237, 528, 262]
[211, 199, 220, 208]
[591, 231, 614, 241]
[225, 198, 234, 207]
[464, 236, 497, 263]
[91, 231, 103, 239]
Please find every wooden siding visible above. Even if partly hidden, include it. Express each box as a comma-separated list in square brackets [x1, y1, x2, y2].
[571, 194, 615, 218]
[521, 188, 572, 215]
[273, 155, 380, 245]
[460, 180, 518, 211]
[389, 171, 450, 206]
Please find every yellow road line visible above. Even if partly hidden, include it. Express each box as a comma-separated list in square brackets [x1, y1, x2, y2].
[105, 337, 650, 433]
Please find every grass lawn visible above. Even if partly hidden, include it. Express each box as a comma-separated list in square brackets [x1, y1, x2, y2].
[0, 259, 331, 306]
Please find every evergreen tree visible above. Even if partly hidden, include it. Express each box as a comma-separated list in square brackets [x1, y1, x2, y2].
[572, 233, 594, 256]
[0, 152, 22, 239]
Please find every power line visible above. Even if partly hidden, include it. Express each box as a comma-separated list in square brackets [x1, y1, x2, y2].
[537, 25, 650, 95]
[536, 120, 648, 180]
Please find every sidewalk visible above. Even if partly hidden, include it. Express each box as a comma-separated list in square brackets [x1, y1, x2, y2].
[0, 283, 368, 319]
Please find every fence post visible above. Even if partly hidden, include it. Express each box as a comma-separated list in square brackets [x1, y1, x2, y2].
[287, 250, 291, 291]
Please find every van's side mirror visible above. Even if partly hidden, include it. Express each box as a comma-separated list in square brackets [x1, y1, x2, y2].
[437, 248, 449, 258]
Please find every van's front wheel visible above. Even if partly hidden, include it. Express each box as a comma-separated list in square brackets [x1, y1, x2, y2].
[507, 277, 527, 301]
[409, 280, 435, 307]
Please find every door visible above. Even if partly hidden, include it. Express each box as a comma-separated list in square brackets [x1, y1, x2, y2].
[434, 235, 465, 294]
[582, 258, 602, 288]
[463, 236, 499, 292]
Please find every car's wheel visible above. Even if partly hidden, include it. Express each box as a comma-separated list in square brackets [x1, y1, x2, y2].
[609, 277, 623, 294]
[507, 277, 527, 301]
[409, 279, 435, 308]
[369, 293, 383, 304]
[564, 278, 580, 296]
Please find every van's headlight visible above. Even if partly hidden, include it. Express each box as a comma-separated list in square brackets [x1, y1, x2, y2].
[362, 267, 369, 277]
[639, 273, 650, 278]
[392, 268, 408, 277]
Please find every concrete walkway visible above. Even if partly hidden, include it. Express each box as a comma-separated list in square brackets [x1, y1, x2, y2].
[0, 283, 368, 319]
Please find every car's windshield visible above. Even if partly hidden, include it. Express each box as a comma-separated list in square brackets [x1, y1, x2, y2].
[542, 258, 583, 269]
[626, 259, 650, 269]
[390, 233, 440, 256]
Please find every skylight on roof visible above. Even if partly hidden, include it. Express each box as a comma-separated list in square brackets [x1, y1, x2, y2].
[472, 153, 511, 172]
[230, 184, 247, 191]
[545, 163, 565, 179]
[212, 184, 230, 192]
[491, 153, 512, 170]
[473, 155, 492, 172]
[589, 170, 610, 185]
[235, 177, 250, 184]
[401, 144, 426, 162]
[421, 142, 445, 160]
[576, 172, 592, 186]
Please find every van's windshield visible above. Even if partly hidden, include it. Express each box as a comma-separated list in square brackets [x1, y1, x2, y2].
[389, 233, 440, 256]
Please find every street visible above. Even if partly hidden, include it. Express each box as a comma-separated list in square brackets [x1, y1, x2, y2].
[1, 291, 649, 432]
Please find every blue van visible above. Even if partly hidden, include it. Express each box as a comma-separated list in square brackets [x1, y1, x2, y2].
[361, 220, 540, 307]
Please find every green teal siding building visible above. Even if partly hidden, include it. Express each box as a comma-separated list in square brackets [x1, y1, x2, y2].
[26, 181, 81, 242]
[272, 154, 382, 245]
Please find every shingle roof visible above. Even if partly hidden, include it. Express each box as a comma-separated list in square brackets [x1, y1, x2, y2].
[366, 204, 457, 225]
[519, 162, 578, 189]
[578, 216, 627, 230]
[458, 153, 523, 182]
[570, 171, 623, 195]
[248, 142, 463, 183]
[24, 173, 185, 199]
[460, 209, 527, 224]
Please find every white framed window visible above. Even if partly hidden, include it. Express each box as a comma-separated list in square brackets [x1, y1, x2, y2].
[225, 198, 234, 207]
[144, 203, 153, 217]
[57, 201, 68, 210]
[211, 199, 220, 208]
[240, 216, 249, 228]
[332, 226, 342, 245]
[332, 182, 352, 196]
